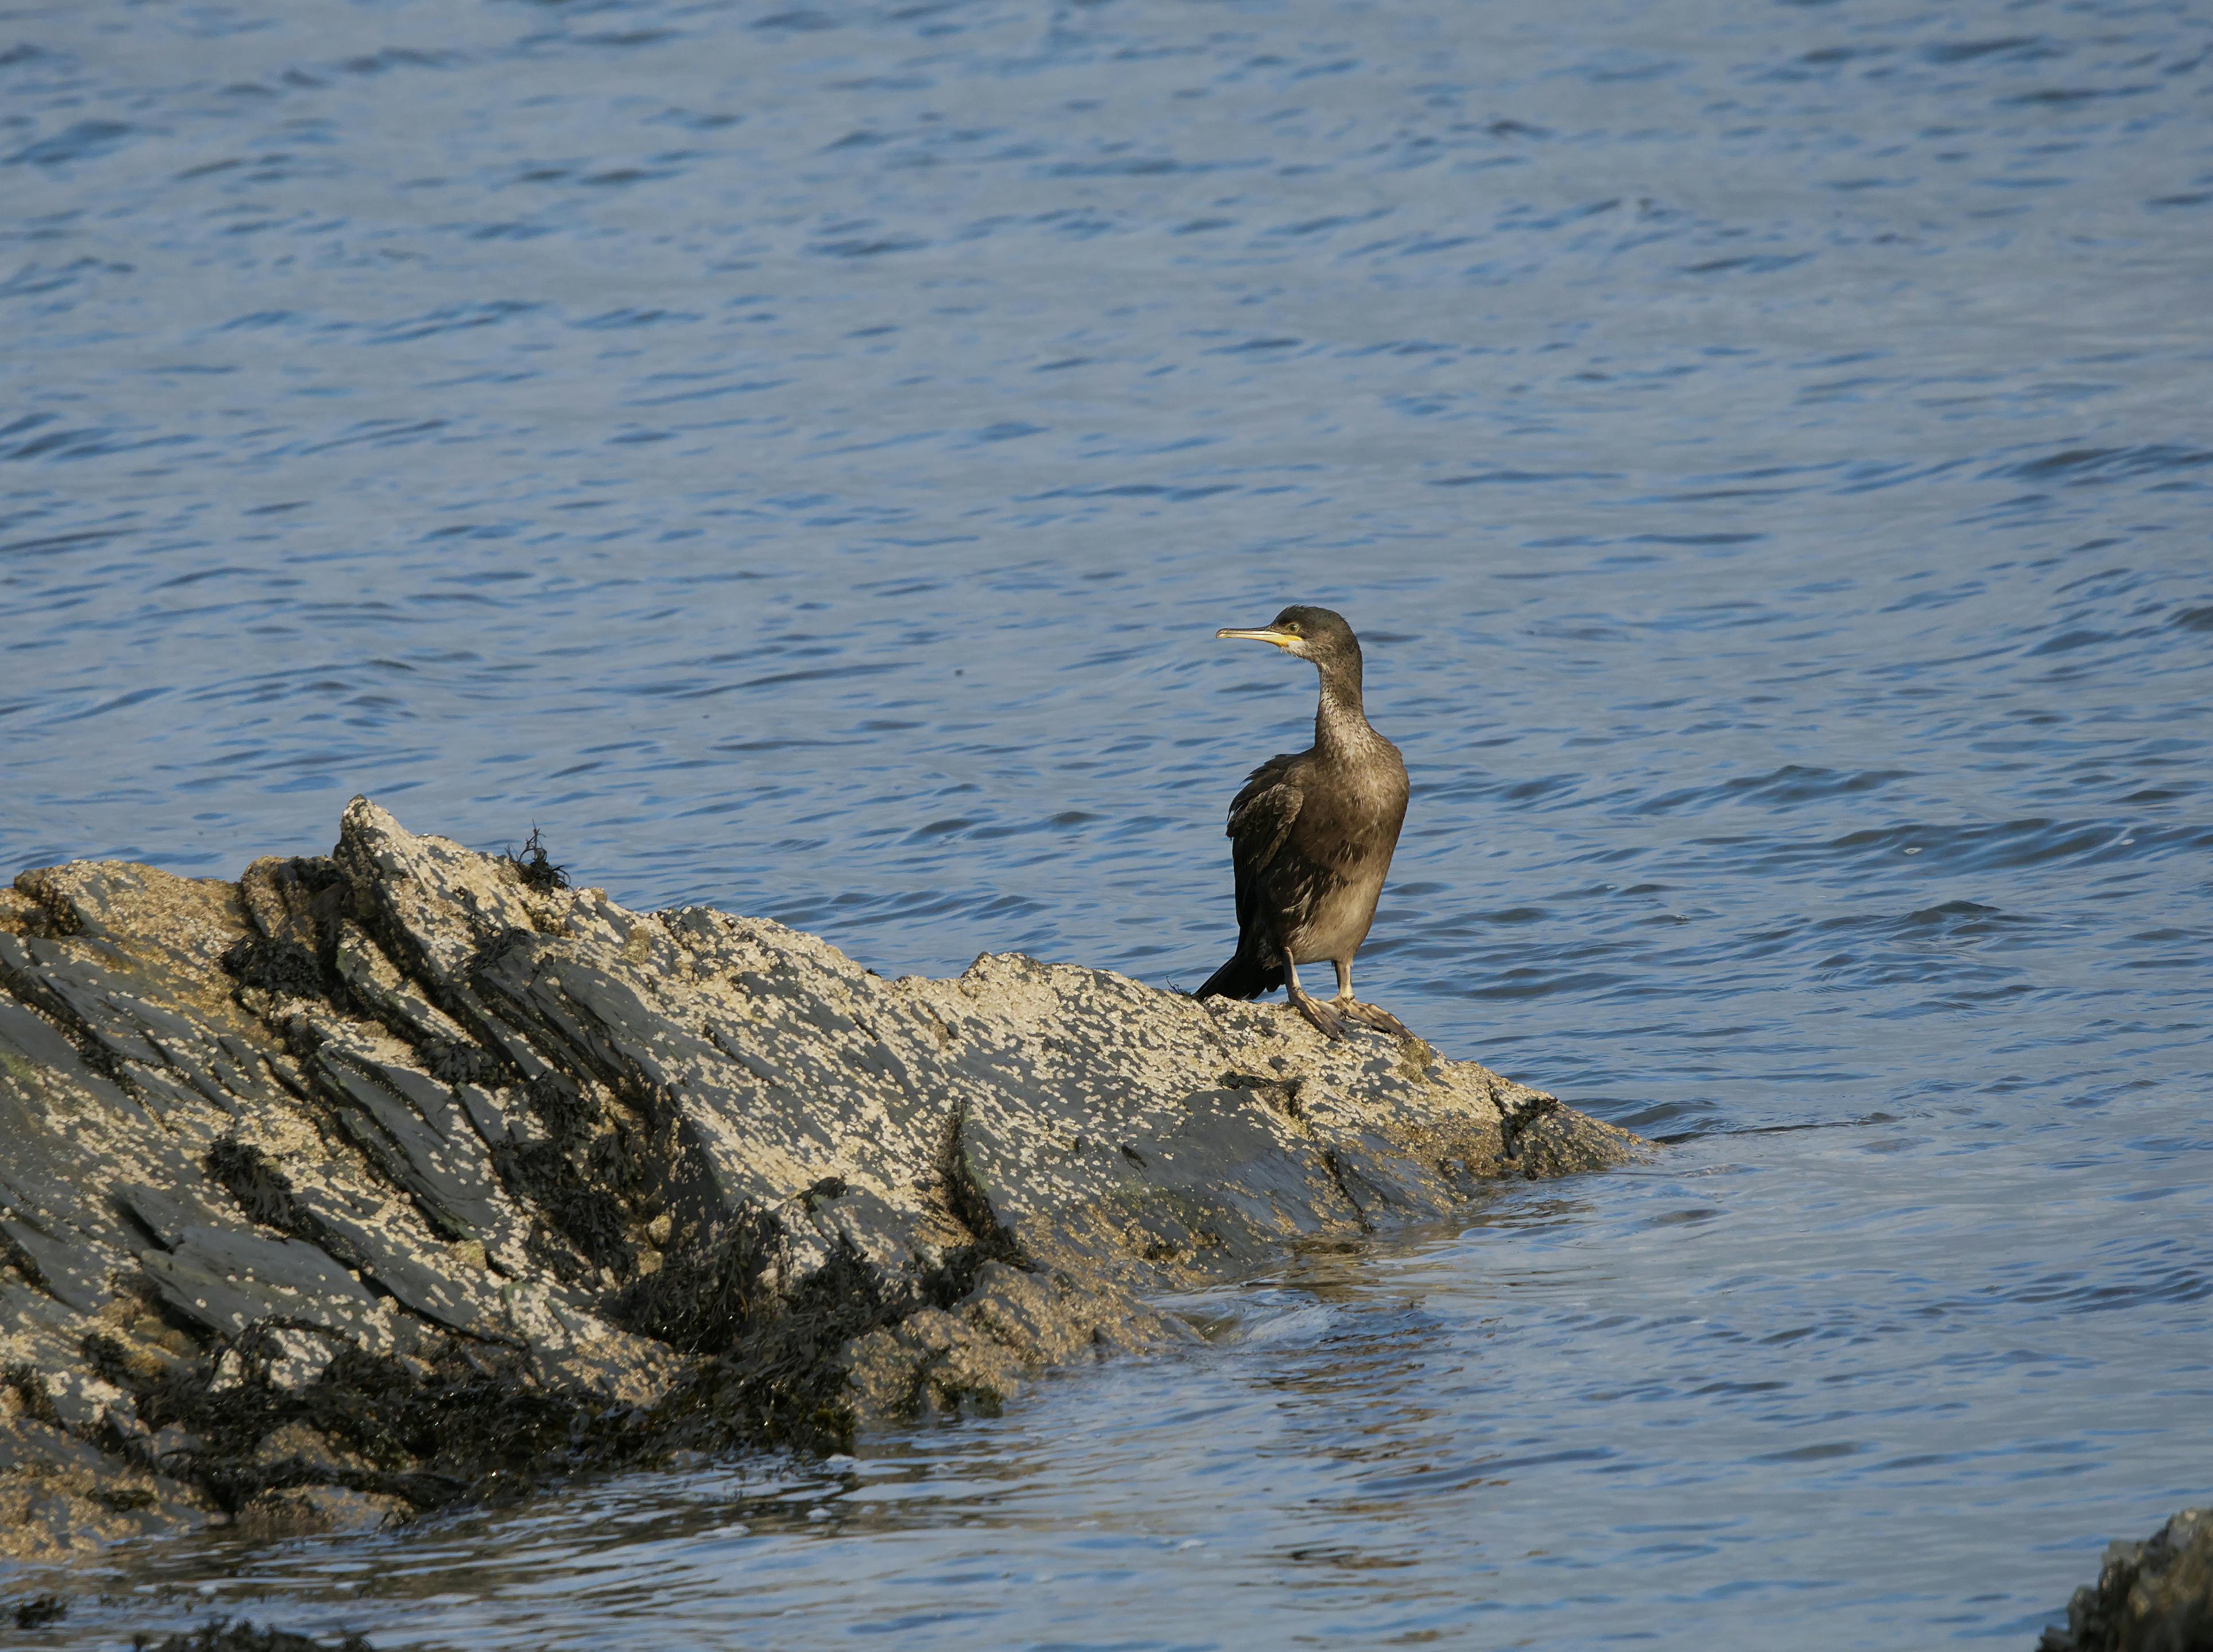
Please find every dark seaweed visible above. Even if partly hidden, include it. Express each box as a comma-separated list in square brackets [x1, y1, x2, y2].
[609, 1210, 782, 1357]
[420, 1036, 499, 1086]
[13, 1593, 66, 1629]
[132, 1618, 374, 1651]
[660, 1238, 907, 1455]
[76, 1136, 1013, 1531]
[468, 1071, 636, 1280]
[3, 1361, 65, 1427]
[523, 1069, 600, 1153]
[202, 1138, 368, 1272]
[504, 827, 569, 892]
[488, 1137, 634, 1281]
[86, 1329, 616, 1518]
[83, 1219, 919, 1519]
[218, 936, 328, 999]
[938, 1115, 1022, 1268]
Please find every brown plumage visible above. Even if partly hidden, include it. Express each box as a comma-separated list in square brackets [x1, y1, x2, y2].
[1196, 605, 1410, 1040]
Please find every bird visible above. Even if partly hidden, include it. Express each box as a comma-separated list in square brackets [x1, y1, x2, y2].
[1195, 604, 1411, 1041]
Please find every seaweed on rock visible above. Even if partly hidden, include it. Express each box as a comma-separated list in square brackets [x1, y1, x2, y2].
[218, 937, 329, 1000]
[13, 1594, 67, 1630]
[503, 827, 569, 893]
[133, 1620, 374, 1652]
[487, 1137, 635, 1282]
[3, 1362, 67, 1428]
[609, 1210, 783, 1358]
[84, 1328, 616, 1518]
[0, 797, 1641, 1567]
[657, 1238, 912, 1456]
[200, 1139, 368, 1274]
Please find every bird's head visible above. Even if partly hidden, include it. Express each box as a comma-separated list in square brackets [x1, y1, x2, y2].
[1215, 605, 1361, 672]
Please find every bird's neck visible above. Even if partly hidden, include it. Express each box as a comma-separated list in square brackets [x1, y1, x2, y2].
[1312, 660, 1371, 753]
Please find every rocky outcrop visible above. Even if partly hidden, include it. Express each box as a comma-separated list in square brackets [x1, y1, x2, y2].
[0, 799, 1639, 1566]
[2039, 1508, 2213, 1652]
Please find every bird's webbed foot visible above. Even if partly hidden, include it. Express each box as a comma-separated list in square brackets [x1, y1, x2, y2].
[1286, 985, 1348, 1041]
[1335, 998, 1412, 1037]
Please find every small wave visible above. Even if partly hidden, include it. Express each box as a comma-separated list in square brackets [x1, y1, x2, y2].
[0, 527, 126, 559]
[1898, 899, 2018, 930]
[2000, 84, 2155, 106]
[1430, 468, 1619, 488]
[1046, 156, 1188, 177]
[808, 234, 926, 258]
[573, 308, 700, 330]
[0, 256, 130, 298]
[1638, 765, 1911, 817]
[7, 119, 133, 168]
[1680, 252, 1810, 276]
[1988, 444, 2213, 486]
[1776, 818, 2211, 874]
[573, 29, 676, 49]
[1, 423, 121, 462]
[1022, 480, 1236, 502]
[1920, 35, 2060, 65]
[1985, 1261, 2213, 1315]
[341, 48, 456, 76]
[367, 300, 542, 344]
[298, 417, 450, 455]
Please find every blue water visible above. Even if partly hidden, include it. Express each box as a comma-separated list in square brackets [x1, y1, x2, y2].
[4, 0, 2210, 1645]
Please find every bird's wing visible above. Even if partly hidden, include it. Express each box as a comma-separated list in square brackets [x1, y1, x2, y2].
[1226, 755, 1304, 942]
[1227, 757, 1302, 869]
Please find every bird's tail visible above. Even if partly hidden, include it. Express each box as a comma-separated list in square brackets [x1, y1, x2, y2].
[1195, 950, 1284, 1001]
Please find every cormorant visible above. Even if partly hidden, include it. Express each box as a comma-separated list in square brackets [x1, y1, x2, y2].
[1196, 605, 1411, 1041]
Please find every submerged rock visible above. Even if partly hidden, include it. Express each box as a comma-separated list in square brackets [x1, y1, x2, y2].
[0, 799, 1639, 1565]
[134, 1623, 374, 1652]
[2039, 1507, 2213, 1652]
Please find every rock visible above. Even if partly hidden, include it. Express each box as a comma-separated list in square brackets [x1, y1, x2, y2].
[11, 1592, 67, 1629]
[2040, 1507, 2213, 1652]
[0, 799, 1642, 1566]
[134, 1622, 375, 1652]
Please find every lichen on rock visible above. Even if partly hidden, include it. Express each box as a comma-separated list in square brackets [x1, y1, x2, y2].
[0, 798, 1641, 1566]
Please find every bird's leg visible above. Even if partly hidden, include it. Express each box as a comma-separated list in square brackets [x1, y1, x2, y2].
[1282, 960, 1346, 1041]
[1331, 959, 1411, 1038]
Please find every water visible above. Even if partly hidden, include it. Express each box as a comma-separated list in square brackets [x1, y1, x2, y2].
[4, 0, 2210, 1644]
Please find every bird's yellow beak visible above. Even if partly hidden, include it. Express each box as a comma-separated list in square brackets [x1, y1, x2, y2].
[1216, 627, 1299, 648]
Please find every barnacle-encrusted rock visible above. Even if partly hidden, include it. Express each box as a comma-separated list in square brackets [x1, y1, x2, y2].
[0, 799, 1639, 1567]
[2039, 1507, 2213, 1652]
